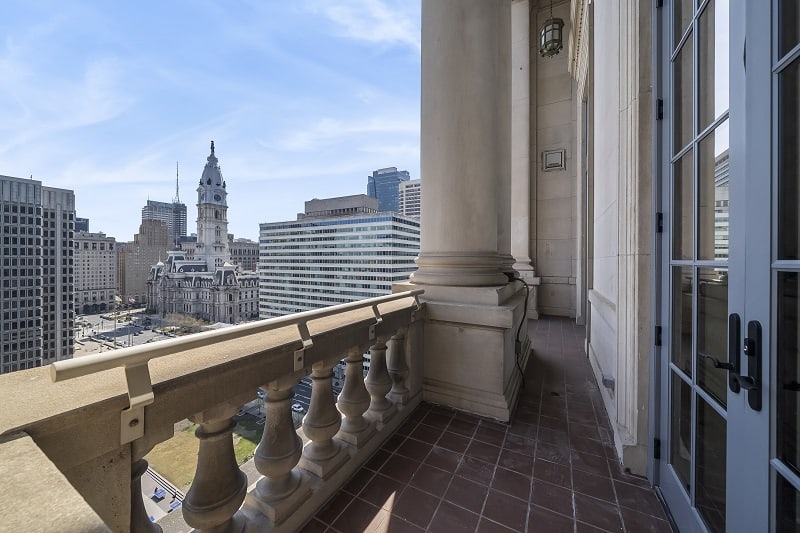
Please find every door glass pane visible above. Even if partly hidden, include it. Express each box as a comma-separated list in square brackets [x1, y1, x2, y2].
[776, 474, 800, 532]
[674, 37, 695, 153]
[778, 59, 800, 260]
[698, 0, 730, 132]
[674, 150, 694, 260]
[697, 267, 728, 406]
[674, 0, 694, 50]
[777, 272, 800, 473]
[779, 0, 800, 58]
[698, 121, 730, 260]
[696, 396, 726, 533]
[672, 266, 693, 376]
[671, 373, 692, 492]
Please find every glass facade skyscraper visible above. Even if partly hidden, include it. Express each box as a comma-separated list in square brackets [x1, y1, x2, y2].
[366, 167, 410, 213]
[141, 199, 187, 246]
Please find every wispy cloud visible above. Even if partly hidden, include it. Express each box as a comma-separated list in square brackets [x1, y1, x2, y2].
[303, 0, 421, 52]
[0, 46, 134, 156]
[263, 115, 418, 152]
[0, 1, 421, 241]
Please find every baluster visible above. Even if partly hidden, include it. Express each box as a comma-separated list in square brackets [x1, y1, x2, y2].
[336, 348, 375, 446]
[365, 340, 396, 423]
[131, 458, 162, 533]
[387, 329, 410, 404]
[183, 404, 247, 533]
[247, 378, 310, 525]
[300, 361, 348, 478]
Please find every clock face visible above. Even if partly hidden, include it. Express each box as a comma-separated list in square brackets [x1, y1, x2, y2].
[214, 194, 222, 201]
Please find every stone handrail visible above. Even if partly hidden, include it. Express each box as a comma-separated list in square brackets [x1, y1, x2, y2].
[51, 289, 423, 445]
[0, 290, 425, 532]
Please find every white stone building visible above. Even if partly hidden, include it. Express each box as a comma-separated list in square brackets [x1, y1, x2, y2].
[258, 194, 420, 317]
[74, 231, 117, 314]
[147, 142, 259, 324]
[398, 179, 421, 219]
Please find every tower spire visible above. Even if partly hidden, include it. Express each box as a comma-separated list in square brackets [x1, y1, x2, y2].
[174, 162, 180, 203]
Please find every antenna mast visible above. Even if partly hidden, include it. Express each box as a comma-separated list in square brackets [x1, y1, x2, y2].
[174, 162, 180, 203]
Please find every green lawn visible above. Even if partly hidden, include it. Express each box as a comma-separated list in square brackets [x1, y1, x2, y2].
[144, 418, 264, 491]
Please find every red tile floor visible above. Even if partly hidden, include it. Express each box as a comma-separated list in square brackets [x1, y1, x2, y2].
[305, 316, 674, 532]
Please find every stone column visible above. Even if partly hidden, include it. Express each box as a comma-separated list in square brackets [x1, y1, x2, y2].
[364, 340, 396, 423]
[246, 378, 309, 525]
[386, 330, 410, 404]
[131, 459, 162, 533]
[183, 404, 247, 533]
[336, 348, 375, 446]
[511, 0, 541, 317]
[398, 0, 529, 422]
[412, 0, 512, 287]
[511, 0, 532, 273]
[299, 361, 347, 479]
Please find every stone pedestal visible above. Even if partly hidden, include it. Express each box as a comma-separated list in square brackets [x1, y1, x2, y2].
[395, 282, 529, 422]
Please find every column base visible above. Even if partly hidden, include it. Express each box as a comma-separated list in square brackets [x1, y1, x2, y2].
[245, 471, 311, 526]
[411, 252, 510, 286]
[334, 421, 376, 448]
[298, 443, 349, 480]
[365, 403, 397, 426]
[396, 281, 530, 422]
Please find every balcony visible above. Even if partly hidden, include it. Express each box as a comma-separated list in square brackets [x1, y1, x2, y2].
[0, 291, 423, 532]
[0, 291, 669, 532]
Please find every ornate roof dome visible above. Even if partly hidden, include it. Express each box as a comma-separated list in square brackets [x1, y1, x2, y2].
[200, 141, 223, 186]
[197, 141, 228, 207]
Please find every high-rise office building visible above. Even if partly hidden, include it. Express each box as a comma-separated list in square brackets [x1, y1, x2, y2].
[258, 194, 420, 318]
[398, 179, 421, 219]
[74, 232, 118, 314]
[366, 167, 410, 213]
[0, 175, 75, 374]
[41, 186, 76, 366]
[141, 200, 187, 247]
[229, 237, 259, 272]
[75, 217, 89, 232]
[119, 220, 172, 306]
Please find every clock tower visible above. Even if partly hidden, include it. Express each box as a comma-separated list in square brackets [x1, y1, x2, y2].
[195, 141, 231, 270]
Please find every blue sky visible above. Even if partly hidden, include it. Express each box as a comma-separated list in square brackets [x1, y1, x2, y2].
[0, 1, 421, 241]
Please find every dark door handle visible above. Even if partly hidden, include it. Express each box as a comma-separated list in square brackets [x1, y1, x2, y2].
[699, 351, 734, 370]
[733, 374, 758, 391]
[727, 314, 742, 393]
[733, 320, 763, 411]
[784, 381, 800, 392]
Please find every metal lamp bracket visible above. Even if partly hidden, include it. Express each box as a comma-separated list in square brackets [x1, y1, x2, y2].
[120, 364, 155, 445]
[294, 322, 314, 371]
[410, 295, 422, 321]
[369, 305, 383, 340]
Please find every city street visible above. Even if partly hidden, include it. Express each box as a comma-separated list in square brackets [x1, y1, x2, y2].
[73, 311, 169, 357]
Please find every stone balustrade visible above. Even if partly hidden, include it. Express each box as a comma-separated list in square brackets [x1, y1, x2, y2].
[0, 291, 424, 532]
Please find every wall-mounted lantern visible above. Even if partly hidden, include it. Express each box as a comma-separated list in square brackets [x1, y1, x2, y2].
[539, 1, 564, 58]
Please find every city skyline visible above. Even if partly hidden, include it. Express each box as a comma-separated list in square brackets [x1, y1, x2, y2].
[0, 1, 421, 241]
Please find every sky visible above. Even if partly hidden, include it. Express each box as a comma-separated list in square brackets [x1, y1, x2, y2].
[0, 0, 421, 241]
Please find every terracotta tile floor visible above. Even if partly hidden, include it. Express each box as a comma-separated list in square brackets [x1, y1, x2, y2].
[306, 316, 674, 532]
